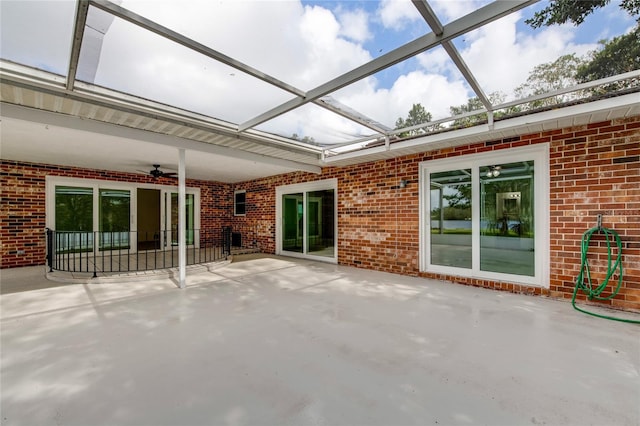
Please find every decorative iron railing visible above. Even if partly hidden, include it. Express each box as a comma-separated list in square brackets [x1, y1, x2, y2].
[46, 228, 233, 277]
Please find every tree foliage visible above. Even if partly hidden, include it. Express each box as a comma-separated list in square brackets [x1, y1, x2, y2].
[291, 133, 316, 144]
[449, 92, 514, 128]
[394, 103, 440, 137]
[576, 26, 640, 81]
[525, 0, 640, 88]
[514, 54, 587, 107]
[393, 0, 640, 134]
[526, 0, 640, 28]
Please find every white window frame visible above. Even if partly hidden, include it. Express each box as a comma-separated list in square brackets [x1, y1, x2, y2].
[46, 176, 200, 253]
[233, 190, 246, 216]
[419, 144, 549, 287]
[275, 178, 338, 263]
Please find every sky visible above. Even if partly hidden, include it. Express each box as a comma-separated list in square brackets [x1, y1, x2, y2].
[1, 0, 636, 145]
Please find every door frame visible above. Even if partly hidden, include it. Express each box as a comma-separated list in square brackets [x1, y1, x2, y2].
[46, 176, 200, 254]
[275, 178, 337, 263]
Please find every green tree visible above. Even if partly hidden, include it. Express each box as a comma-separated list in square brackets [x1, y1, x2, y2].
[525, 0, 640, 28]
[394, 103, 440, 137]
[515, 54, 587, 108]
[449, 92, 515, 128]
[291, 133, 316, 144]
[525, 0, 640, 90]
[576, 27, 640, 81]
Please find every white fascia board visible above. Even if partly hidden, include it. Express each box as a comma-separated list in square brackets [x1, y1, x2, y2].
[1, 61, 323, 155]
[322, 92, 640, 165]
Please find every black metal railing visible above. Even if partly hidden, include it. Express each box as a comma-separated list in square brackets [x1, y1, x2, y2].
[46, 228, 231, 277]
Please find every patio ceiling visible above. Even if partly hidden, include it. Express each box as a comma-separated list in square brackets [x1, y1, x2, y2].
[1, 0, 638, 182]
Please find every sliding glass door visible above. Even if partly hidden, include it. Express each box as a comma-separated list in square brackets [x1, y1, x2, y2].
[282, 193, 304, 253]
[420, 146, 548, 286]
[50, 178, 200, 254]
[307, 189, 335, 257]
[168, 192, 195, 246]
[277, 180, 337, 261]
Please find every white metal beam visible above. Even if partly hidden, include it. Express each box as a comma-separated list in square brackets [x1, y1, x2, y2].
[412, 0, 493, 111]
[1, 62, 323, 157]
[322, 91, 640, 165]
[317, 96, 390, 135]
[84, 1, 391, 140]
[66, 0, 90, 90]
[178, 148, 186, 289]
[239, 0, 538, 131]
[89, 0, 305, 98]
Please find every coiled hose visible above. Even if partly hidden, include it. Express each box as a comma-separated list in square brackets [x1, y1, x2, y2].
[572, 224, 640, 324]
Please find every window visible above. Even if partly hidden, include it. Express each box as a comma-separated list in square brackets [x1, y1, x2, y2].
[234, 190, 246, 216]
[420, 145, 548, 286]
[55, 186, 93, 253]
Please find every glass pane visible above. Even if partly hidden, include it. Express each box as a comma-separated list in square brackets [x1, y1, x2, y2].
[99, 189, 130, 250]
[77, 5, 292, 124]
[234, 192, 246, 215]
[55, 186, 93, 253]
[282, 193, 303, 253]
[307, 190, 335, 258]
[171, 193, 195, 245]
[430, 169, 472, 268]
[0, 1, 75, 75]
[480, 161, 535, 276]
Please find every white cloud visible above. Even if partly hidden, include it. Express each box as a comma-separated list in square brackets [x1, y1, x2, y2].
[378, 0, 420, 30]
[90, 1, 373, 134]
[333, 71, 469, 129]
[3, 0, 624, 145]
[337, 8, 372, 43]
[428, 0, 490, 23]
[296, 6, 372, 88]
[456, 14, 598, 99]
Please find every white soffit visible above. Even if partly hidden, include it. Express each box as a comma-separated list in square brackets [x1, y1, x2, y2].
[0, 102, 322, 182]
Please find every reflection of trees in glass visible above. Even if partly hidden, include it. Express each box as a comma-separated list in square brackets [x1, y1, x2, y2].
[434, 185, 471, 220]
[430, 170, 472, 233]
[443, 184, 471, 209]
[481, 163, 534, 237]
[55, 187, 93, 231]
[100, 190, 130, 232]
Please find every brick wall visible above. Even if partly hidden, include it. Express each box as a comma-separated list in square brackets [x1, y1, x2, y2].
[0, 161, 231, 268]
[232, 116, 640, 311]
[2, 116, 638, 311]
[548, 119, 640, 311]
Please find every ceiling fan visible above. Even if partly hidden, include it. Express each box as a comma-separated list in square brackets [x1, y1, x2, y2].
[145, 164, 177, 179]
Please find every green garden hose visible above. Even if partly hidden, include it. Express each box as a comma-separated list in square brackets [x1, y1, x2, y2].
[572, 222, 640, 324]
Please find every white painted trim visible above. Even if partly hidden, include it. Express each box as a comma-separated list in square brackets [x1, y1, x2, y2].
[275, 179, 338, 263]
[419, 144, 549, 287]
[178, 148, 186, 288]
[45, 175, 201, 254]
[233, 190, 247, 216]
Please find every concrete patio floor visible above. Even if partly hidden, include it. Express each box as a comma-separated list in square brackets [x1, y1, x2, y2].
[1, 255, 639, 426]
